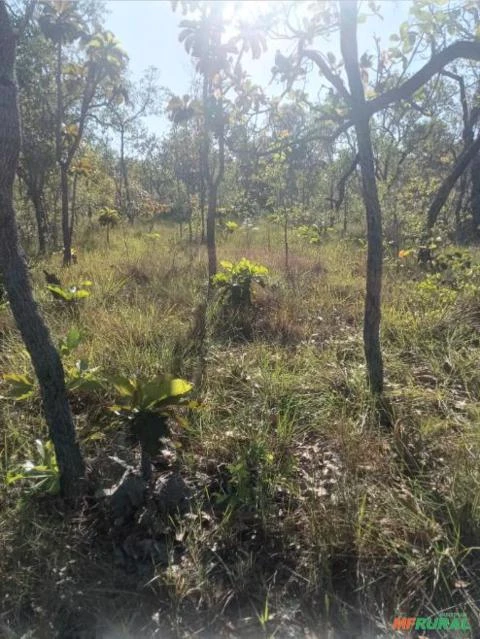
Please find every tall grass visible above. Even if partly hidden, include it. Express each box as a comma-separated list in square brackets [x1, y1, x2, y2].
[1, 223, 480, 637]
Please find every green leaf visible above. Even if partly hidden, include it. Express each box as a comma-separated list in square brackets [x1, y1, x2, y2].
[140, 376, 192, 410]
[66, 376, 104, 393]
[6, 439, 60, 494]
[73, 289, 90, 299]
[111, 375, 137, 398]
[66, 327, 82, 351]
[47, 284, 70, 300]
[3, 373, 35, 400]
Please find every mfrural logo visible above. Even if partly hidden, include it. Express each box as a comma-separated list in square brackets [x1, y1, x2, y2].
[392, 613, 471, 632]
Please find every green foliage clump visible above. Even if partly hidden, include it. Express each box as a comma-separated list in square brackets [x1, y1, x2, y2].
[6, 439, 60, 495]
[419, 248, 480, 292]
[2, 328, 104, 402]
[213, 258, 268, 308]
[1, 372, 35, 401]
[223, 220, 239, 233]
[296, 224, 322, 244]
[47, 280, 92, 303]
[98, 207, 120, 228]
[111, 375, 193, 479]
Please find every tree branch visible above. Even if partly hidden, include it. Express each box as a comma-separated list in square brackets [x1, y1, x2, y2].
[302, 49, 351, 103]
[426, 132, 480, 230]
[366, 40, 480, 117]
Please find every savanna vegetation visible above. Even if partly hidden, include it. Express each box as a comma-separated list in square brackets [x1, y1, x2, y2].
[1, 0, 480, 637]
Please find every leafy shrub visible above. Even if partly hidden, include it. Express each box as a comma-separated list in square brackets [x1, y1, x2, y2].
[212, 258, 268, 308]
[222, 220, 239, 234]
[111, 375, 193, 480]
[47, 280, 92, 303]
[58, 326, 83, 356]
[416, 248, 480, 312]
[6, 439, 60, 495]
[98, 207, 120, 227]
[217, 441, 275, 511]
[98, 207, 120, 244]
[419, 248, 480, 292]
[296, 224, 322, 244]
[2, 327, 104, 402]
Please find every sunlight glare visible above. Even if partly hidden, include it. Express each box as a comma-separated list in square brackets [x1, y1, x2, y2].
[222, 0, 277, 31]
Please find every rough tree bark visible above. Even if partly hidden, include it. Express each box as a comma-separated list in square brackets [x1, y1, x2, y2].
[0, 0, 85, 499]
[340, 0, 384, 394]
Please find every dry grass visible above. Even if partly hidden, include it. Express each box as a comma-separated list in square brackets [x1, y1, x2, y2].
[1, 225, 480, 637]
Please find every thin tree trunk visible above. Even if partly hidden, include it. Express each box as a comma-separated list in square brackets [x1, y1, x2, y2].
[426, 133, 480, 231]
[199, 182, 206, 243]
[198, 139, 206, 244]
[0, 1, 85, 499]
[54, 38, 72, 265]
[206, 184, 217, 278]
[60, 162, 71, 265]
[340, 0, 384, 395]
[120, 126, 133, 224]
[470, 152, 480, 231]
[455, 174, 467, 242]
[52, 188, 59, 250]
[202, 72, 217, 279]
[283, 207, 289, 271]
[69, 170, 77, 248]
[31, 190, 48, 255]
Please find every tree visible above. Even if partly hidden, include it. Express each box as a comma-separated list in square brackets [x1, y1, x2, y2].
[284, 0, 480, 396]
[39, 0, 128, 264]
[107, 67, 160, 223]
[0, 0, 85, 499]
[339, 1, 384, 394]
[176, 1, 227, 279]
[174, 0, 267, 280]
[16, 16, 57, 254]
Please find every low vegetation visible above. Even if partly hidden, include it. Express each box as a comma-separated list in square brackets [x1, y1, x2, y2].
[1, 0, 480, 636]
[1, 225, 480, 637]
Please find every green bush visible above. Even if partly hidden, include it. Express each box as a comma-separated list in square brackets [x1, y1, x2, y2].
[212, 258, 268, 308]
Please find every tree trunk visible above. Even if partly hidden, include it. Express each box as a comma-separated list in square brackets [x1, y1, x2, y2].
[120, 126, 133, 224]
[54, 37, 72, 266]
[340, 0, 384, 395]
[61, 162, 71, 265]
[426, 133, 480, 231]
[454, 174, 467, 242]
[31, 189, 48, 255]
[206, 184, 217, 278]
[69, 170, 78, 248]
[0, 1, 85, 499]
[199, 181, 206, 243]
[470, 152, 480, 231]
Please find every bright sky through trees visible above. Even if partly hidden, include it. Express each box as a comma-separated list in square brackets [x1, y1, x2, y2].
[105, 0, 410, 134]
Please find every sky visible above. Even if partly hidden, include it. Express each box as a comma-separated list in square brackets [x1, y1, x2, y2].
[103, 0, 411, 136]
